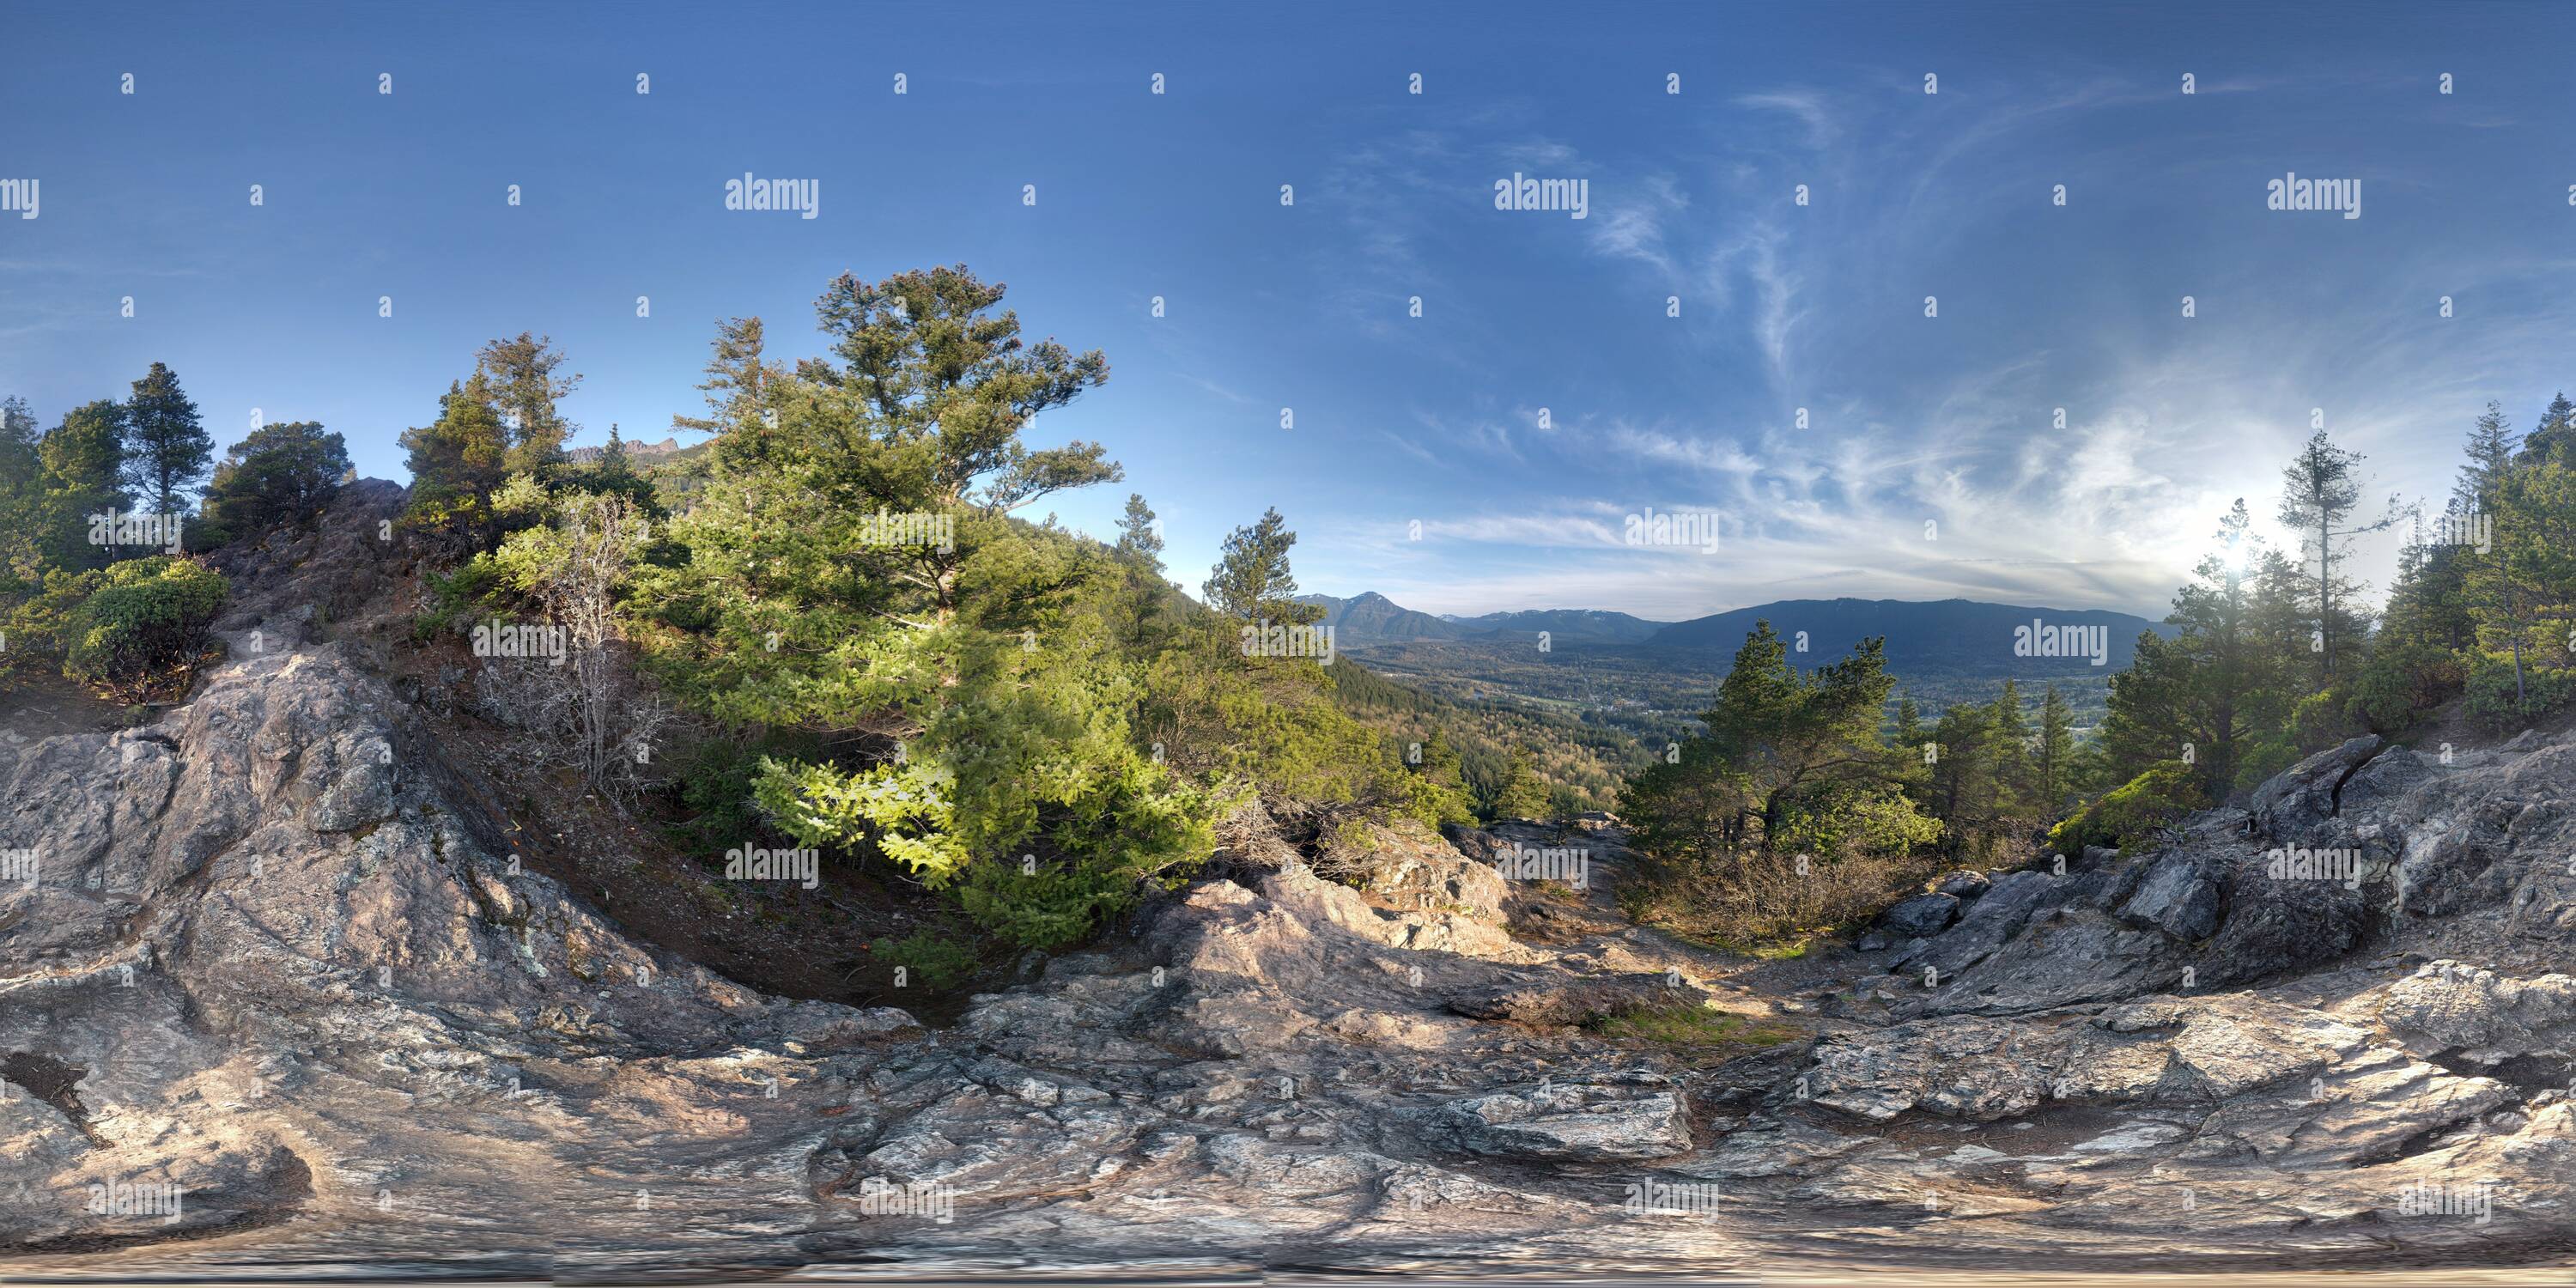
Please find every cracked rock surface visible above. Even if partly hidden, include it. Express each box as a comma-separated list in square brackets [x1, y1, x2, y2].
[3, 488, 2575, 1279]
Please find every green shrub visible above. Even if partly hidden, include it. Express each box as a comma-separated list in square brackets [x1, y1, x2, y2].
[2287, 684, 2366, 751]
[2348, 640, 2466, 733]
[410, 556, 507, 641]
[869, 929, 980, 989]
[2231, 735, 2304, 796]
[2465, 655, 2576, 733]
[2047, 760, 2208, 855]
[59, 556, 228, 701]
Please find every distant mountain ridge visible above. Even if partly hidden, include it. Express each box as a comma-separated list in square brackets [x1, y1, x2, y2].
[1297, 592, 1667, 647]
[1646, 597, 2174, 674]
[1303, 591, 2172, 675]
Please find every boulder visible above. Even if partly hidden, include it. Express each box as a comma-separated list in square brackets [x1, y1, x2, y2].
[1879, 892, 1961, 939]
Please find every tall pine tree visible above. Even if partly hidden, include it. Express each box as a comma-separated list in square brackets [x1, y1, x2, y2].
[122, 362, 211, 516]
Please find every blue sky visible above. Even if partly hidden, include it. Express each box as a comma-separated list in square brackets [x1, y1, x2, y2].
[6, 1, 2573, 620]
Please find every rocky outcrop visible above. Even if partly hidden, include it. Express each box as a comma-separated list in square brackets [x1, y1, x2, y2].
[5, 484, 2576, 1278]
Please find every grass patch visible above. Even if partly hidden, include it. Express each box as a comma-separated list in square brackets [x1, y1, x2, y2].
[1588, 1000, 1805, 1048]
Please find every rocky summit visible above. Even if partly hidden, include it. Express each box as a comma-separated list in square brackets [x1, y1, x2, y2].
[3, 489, 2573, 1282]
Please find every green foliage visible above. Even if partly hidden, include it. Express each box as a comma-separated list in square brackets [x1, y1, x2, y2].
[37, 399, 130, 571]
[1625, 620, 1926, 860]
[57, 556, 228, 701]
[121, 362, 212, 518]
[2347, 638, 2463, 732]
[196, 420, 349, 549]
[410, 556, 507, 641]
[2466, 653, 2576, 732]
[2097, 500, 2309, 803]
[398, 373, 513, 544]
[2287, 684, 2364, 750]
[477, 332, 581, 474]
[1393, 727, 1476, 828]
[869, 929, 979, 989]
[630, 267, 1321, 950]
[1114, 492, 1164, 572]
[1485, 744, 1548, 821]
[1202, 507, 1319, 623]
[0, 396, 46, 578]
[2047, 761, 2207, 855]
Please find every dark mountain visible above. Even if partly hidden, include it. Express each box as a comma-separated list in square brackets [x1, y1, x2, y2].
[1296, 592, 1468, 644]
[1303, 592, 1667, 647]
[1643, 597, 2174, 675]
[1451, 608, 1668, 645]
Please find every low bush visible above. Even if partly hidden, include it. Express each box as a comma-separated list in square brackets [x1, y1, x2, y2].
[869, 929, 980, 990]
[1619, 844, 1933, 954]
[2047, 760, 2208, 855]
[58, 556, 228, 701]
[2465, 654, 2576, 733]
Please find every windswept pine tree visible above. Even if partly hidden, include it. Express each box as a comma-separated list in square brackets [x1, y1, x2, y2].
[1202, 507, 1320, 623]
[477, 332, 582, 475]
[670, 316, 772, 437]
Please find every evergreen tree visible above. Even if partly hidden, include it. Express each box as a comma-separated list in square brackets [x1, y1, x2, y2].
[2523, 392, 2576, 466]
[1624, 621, 1928, 857]
[477, 332, 581, 474]
[1114, 493, 1164, 573]
[2099, 501, 2302, 800]
[629, 266, 1206, 949]
[808, 264, 1118, 516]
[1925, 700, 2000, 859]
[2032, 683, 2075, 819]
[2277, 429, 2397, 683]
[39, 399, 130, 569]
[1402, 728, 1475, 825]
[2458, 400, 2518, 513]
[121, 361, 211, 516]
[671, 317, 771, 436]
[1989, 677, 2029, 805]
[398, 372, 513, 533]
[1203, 507, 1318, 623]
[0, 396, 42, 576]
[196, 420, 349, 546]
[1489, 744, 1548, 821]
